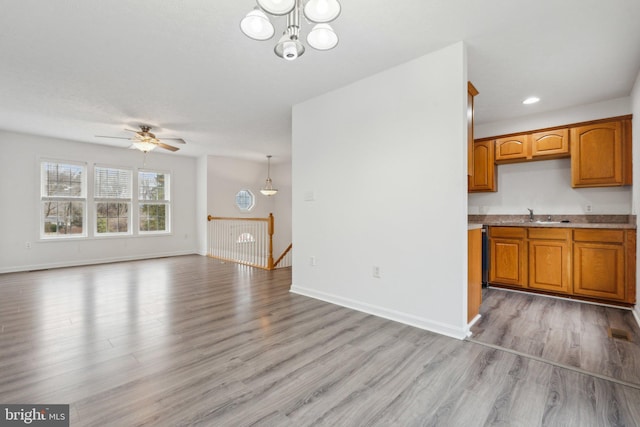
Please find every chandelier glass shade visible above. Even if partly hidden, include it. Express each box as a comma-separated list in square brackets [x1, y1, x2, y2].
[304, 0, 341, 23]
[260, 155, 278, 196]
[307, 24, 338, 50]
[240, 0, 340, 60]
[257, 0, 296, 15]
[240, 8, 275, 40]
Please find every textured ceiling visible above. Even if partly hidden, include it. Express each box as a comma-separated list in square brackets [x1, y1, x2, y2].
[0, 0, 639, 161]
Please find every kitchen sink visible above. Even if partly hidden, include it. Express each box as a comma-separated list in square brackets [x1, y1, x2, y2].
[534, 220, 563, 224]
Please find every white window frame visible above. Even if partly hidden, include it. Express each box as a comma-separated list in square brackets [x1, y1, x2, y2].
[235, 189, 255, 212]
[138, 169, 171, 235]
[94, 165, 133, 237]
[40, 159, 88, 239]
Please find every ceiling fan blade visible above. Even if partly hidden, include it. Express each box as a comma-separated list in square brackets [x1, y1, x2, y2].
[161, 137, 186, 144]
[95, 135, 132, 140]
[125, 128, 139, 133]
[157, 142, 180, 152]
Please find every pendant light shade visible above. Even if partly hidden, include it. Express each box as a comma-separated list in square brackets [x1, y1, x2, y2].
[240, 8, 275, 41]
[257, 0, 296, 16]
[260, 155, 278, 196]
[303, 0, 341, 23]
[307, 24, 338, 50]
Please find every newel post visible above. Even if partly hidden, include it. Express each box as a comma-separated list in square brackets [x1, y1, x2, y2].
[267, 213, 275, 270]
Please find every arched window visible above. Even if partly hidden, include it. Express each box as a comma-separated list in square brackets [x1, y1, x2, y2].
[237, 232, 256, 243]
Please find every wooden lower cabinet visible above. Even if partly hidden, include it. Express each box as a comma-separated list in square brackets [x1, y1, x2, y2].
[529, 239, 571, 294]
[468, 228, 482, 323]
[572, 229, 634, 302]
[489, 227, 636, 304]
[573, 242, 625, 300]
[489, 227, 527, 288]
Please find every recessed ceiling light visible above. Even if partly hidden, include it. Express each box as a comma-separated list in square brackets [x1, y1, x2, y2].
[523, 96, 540, 105]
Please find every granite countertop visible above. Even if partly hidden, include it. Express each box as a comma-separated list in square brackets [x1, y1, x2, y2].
[468, 214, 636, 230]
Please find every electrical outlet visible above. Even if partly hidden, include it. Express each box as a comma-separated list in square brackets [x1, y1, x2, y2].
[309, 256, 316, 266]
[585, 205, 592, 213]
[372, 266, 381, 278]
[25, 241, 31, 249]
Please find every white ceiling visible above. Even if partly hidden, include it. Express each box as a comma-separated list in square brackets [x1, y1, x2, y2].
[1, 0, 639, 162]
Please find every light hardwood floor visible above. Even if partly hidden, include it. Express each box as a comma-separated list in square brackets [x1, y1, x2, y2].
[471, 288, 640, 387]
[1, 255, 639, 426]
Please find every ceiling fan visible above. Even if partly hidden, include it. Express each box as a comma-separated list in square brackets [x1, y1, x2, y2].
[96, 125, 186, 152]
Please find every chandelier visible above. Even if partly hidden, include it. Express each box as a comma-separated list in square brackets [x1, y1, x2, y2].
[240, 0, 341, 61]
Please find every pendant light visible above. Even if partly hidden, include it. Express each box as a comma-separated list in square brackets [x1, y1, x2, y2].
[260, 155, 278, 196]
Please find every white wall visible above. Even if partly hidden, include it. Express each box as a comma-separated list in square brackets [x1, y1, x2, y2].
[0, 131, 199, 273]
[469, 97, 633, 215]
[291, 43, 469, 339]
[196, 155, 209, 255]
[206, 156, 292, 257]
[631, 70, 640, 322]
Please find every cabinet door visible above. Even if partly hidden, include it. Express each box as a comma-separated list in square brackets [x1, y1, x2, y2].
[528, 239, 571, 294]
[490, 237, 526, 287]
[570, 121, 623, 187]
[573, 242, 625, 301]
[469, 140, 496, 192]
[531, 128, 569, 159]
[495, 134, 529, 162]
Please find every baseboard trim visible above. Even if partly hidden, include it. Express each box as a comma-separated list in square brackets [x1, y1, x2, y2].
[466, 314, 481, 336]
[0, 251, 199, 274]
[290, 285, 467, 340]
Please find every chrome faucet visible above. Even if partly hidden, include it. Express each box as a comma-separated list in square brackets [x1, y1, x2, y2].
[527, 208, 534, 222]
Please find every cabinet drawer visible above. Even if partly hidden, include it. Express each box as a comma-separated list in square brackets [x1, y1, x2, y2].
[490, 227, 526, 239]
[528, 228, 570, 240]
[573, 229, 625, 243]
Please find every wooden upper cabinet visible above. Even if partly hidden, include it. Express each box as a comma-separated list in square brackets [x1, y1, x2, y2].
[495, 129, 570, 163]
[469, 140, 496, 192]
[467, 82, 478, 177]
[531, 128, 570, 159]
[571, 119, 631, 187]
[495, 134, 529, 162]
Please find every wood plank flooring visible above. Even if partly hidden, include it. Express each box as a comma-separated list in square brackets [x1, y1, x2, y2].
[1, 255, 639, 426]
[471, 287, 640, 387]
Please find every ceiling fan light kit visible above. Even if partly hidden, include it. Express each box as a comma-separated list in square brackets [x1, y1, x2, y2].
[96, 125, 186, 153]
[132, 140, 157, 153]
[241, 0, 340, 60]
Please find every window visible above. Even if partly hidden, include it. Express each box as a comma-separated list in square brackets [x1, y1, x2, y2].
[138, 170, 170, 233]
[235, 189, 255, 212]
[237, 232, 256, 243]
[40, 160, 86, 238]
[95, 166, 132, 235]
